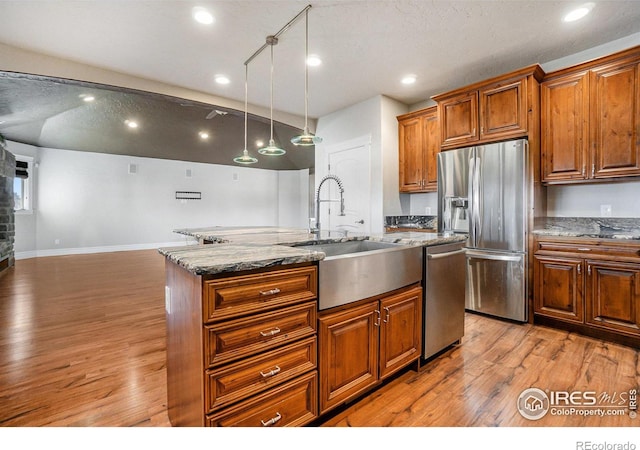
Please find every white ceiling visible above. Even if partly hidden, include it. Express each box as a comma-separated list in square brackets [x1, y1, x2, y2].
[1, 0, 639, 120]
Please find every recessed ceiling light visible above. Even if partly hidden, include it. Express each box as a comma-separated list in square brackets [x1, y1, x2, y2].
[401, 74, 417, 85]
[198, 131, 210, 140]
[306, 54, 322, 67]
[82, 96, 95, 102]
[192, 7, 214, 25]
[255, 140, 264, 148]
[124, 120, 138, 129]
[215, 74, 230, 85]
[563, 3, 595, 22]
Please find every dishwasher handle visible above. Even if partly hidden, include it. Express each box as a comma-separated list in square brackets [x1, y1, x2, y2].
[427, 248, 466, 260]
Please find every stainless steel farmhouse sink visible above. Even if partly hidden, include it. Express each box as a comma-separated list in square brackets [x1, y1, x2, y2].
[295, 240, 423, 310]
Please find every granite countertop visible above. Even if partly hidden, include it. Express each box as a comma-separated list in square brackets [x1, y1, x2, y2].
[162, 226, 467, 275]
[533, 217, 640, 240]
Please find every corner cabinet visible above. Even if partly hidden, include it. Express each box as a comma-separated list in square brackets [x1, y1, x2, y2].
[433, 65, 544, 150]
[541, 46, 640, 183]
[398, 106, 439, 192]
[318, 285, 422, 414]
[165, 262, 319, 427]
[534, 237, 640, 344]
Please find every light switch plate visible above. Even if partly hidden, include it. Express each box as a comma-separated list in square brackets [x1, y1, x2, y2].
[600, 204, 612, 217]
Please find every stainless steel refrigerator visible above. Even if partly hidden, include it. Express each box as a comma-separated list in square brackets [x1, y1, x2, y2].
[437, 139, 528, 322]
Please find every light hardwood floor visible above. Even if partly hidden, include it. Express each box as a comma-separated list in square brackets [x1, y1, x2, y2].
[0, 250, 638, 427]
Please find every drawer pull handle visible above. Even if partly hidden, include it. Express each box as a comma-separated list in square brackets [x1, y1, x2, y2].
[260, 365, 281, 378]
[261, 412, 282, 427]
[577, 248, 591, 252]
[260, 288, 281, 296]
[383, 307, 390, 323]
[259, 327, 281, 337]
[374, 310, 381, 327]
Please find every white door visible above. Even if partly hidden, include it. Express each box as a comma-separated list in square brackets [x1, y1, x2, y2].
[321, 135, 371, 234]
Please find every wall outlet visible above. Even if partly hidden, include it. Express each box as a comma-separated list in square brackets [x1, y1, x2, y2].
[232, 173, 239, 181]
[425, 207, 432, 215]
[600, 204, 612, 217]
[54, 239, 60, 245]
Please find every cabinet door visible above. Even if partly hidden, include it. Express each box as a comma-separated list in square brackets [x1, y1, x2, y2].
[422, 108, 440, 191]
[534, 256, 584, 323]
[439, 92, 479, 147]
[379, 286, 422, 380]
[318, 301, 379, 414]
[541, 72, 590, 182]
[479, 78, 528, 141]
[398, 116, 424, 192]
[585, 261, 640, 336]
[591, 60, 640, 179]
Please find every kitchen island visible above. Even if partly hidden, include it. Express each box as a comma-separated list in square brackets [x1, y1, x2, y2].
[159, 227, 466, 427]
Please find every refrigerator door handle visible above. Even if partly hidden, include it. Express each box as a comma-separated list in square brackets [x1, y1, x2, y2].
[466, 250, 523, 262]
[474, 152, 482, 244]
[468, 153, 476, 245]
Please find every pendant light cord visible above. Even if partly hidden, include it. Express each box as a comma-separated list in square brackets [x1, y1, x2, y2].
[244, 64, 248, 151]
[304, 9, 309, 131]
[269, 43, 275, 143]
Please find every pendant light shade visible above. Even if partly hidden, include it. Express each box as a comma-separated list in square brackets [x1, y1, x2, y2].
[233, 65, 258, 165]
[258, 38, 286, 156]
[291, 8, 322, 146]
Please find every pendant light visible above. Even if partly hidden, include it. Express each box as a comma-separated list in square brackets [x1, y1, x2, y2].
[233, 64, 258, 165]
[258, 37, 286, 156]
[291, 8, 322, 146]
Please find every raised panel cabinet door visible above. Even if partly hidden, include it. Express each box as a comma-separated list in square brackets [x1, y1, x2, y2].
[585, 261, 640, 336]
[439, 92, 479, 148]
[318, 301, 379, 414]
[398, 116, 425, 192]
[540, 72, 590, 182]
[591, 61, 640, 179]
[479, 78, 528, 140]
[533, 255, 584, 323]
[379, 286, 422, 380]
[422, 108, 440, 191]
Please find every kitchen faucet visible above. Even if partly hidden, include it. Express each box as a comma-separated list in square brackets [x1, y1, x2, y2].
[311, 174, 345, 234]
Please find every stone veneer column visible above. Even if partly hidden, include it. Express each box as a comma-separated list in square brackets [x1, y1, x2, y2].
[0, 138, 16, 272]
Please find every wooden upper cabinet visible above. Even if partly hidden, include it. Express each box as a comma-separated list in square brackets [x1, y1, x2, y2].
[434, 65, 543, 150]
[591, 60, 640, 179]
[439, 92, 478, 147]
[541, 46, 640, 183]
[397, 106, 439, 193]
[479, 78, 528, 140]
[541, 72, 590, 181]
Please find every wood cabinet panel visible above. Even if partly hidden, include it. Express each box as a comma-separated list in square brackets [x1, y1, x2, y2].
[398, 107, 439, 192]
[205, 301, 317, 368]
[207, 371, 318, 427]
[541, 72, 589, 181]
[591, 61, 640, 179]
[439, 92, 478, 147]
[206, 337, 317, 413]
[203, 266, 317, 323]
[398, 116, 424, 192]
[480, 78, 527, 140]
[318, 301, 378, 414]
[534, 255, 584, 323]
[585, 261, 640, 336]
[379, 286, 422, 379]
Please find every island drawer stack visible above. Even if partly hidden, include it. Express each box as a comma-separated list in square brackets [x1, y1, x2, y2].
[165, 262, 319, 427]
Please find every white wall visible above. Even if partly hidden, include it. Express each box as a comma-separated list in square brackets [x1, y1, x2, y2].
[278, 169, 309, 228]
[8, 141, 308, 258]
[381, 96, 410, 216]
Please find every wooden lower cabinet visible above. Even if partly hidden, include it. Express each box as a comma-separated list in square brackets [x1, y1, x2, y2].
[318, 285, 422, 414]
[165, 262, 319, 427]
[534, 237, 640, 343]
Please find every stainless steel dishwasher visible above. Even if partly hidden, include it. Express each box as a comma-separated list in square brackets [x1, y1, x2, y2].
[423, 241, 466, 359]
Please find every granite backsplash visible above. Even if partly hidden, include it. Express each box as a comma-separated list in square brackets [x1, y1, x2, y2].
[534, 217, 640, 240]
[385, 215, 437, 230]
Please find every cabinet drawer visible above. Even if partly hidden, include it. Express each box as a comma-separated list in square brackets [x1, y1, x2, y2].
[537, 240, 640, 259]
[206, 371, 318, 427]
[204, 266, 317, 323]
[204, 301, 317, 368]
[206, 337, 317, 412]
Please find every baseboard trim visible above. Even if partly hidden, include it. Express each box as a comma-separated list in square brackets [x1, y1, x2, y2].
[15, 240, 196, 260]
